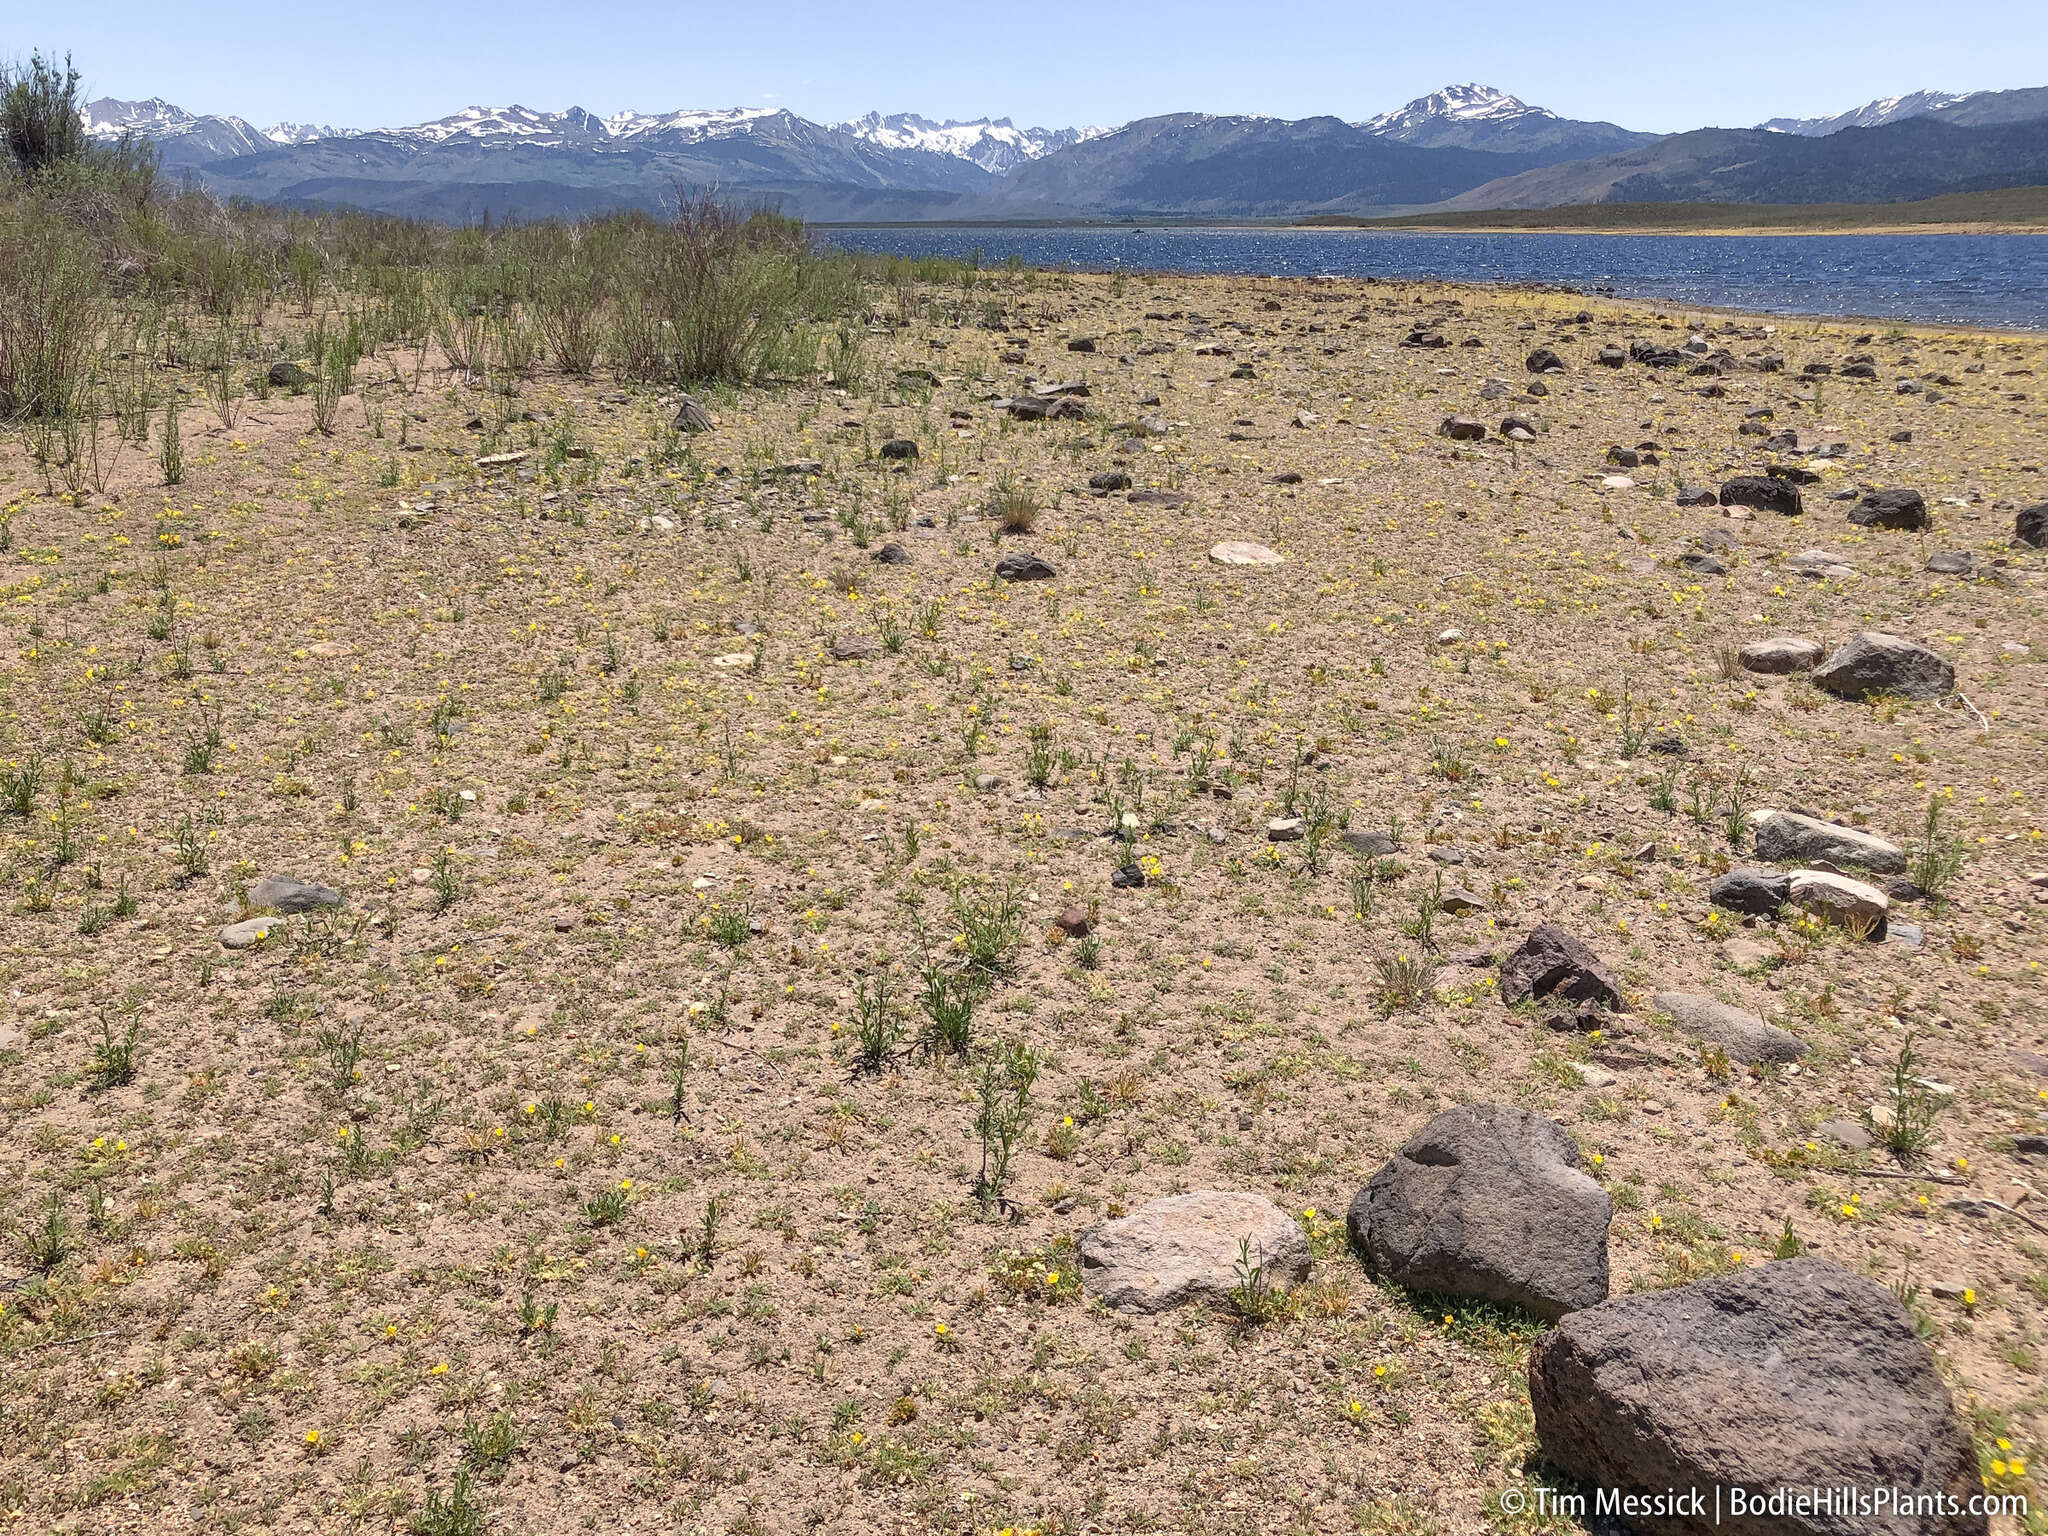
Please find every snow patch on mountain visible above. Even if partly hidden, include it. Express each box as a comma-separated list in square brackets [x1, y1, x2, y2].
[836, 112, 1104, 173]
[1757, 89, 1973, 136]
[1365, 84, 1556, 136]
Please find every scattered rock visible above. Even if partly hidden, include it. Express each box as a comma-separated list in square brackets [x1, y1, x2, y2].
[1266, 817, 1305, 842]
[1526, 347, 1567, 373]
[1347, 1104, 1611, 1321]
[1055, 905, 1094, 938]
[266, 360, 311, 389]
[870, 542, 912, 565]
[1752, 810, 1905, 874]
[1737, 636, 1822, 674]
[993, 553, 1056, 583]
[1850, 487, 1930, 530]
[220, 917, 277, 950]
[1924, 551, 1973, 575]
[672, 396, 714, 433]
[1813, 631, 1956, 701]
[877, 437, 918, 461]
[1719, 475, 1803, 516]
[1785, 547, 1857, 580]
[1439, 415, 1486, 442]
[248, 875, 342, 914]
[1675, 483, 1719, 507]
[1788, 869, 1890, 932]
[830, 635, 879, 662]
[1709, 867, 1791, 916]
[1498, 924, 1623, 1012]
[1810, 1118, 1874, 1151]
[1208, 540, 1284, 567]
[1340, 830, 1399, 859]
[2017, 503, 2048, 548]
[1652, 992, 1808, 1065]
[1530, 1258, 1984, 1536]
[1078, 1191, 1309, 1313]
[1127, 489, 1190, 508]
[1088, 470, 1133, 493]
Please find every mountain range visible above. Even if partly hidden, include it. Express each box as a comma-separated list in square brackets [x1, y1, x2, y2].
[80, 82, 2048, 222]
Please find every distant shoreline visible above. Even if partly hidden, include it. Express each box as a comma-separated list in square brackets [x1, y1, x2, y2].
[815, 186, 2048, 237]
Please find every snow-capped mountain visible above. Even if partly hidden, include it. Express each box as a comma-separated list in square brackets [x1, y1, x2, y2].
[1757, 85, 2048, 136]
[835, 112, 1103, 174]
[1365, 83, 1548, 137]
[82, 98, 352, 165]
[1360, 83, 1653, 159]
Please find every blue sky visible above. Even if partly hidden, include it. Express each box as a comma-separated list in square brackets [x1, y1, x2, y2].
[13, 0, 2048, 133]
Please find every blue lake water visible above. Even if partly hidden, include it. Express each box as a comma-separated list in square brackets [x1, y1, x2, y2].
[816, 226, 2048, 330]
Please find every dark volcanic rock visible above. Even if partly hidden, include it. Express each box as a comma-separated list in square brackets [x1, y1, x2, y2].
[1498, 925, 1622, 1012]
[870, 542, 912, 565]
[993, 553, 1056, 583]
[1439, 415, 1486, 441]
[1530, 1258, 1985, 1536]
[1088, 470, 1133, 493]
[2018, 503, 2048, 548]
[1720, 476, 1803, 516]
[1709, 867, 1791, 916]
[877, 437, 919, 461]
[1348, 1104, 1611, 1322]
[1850, 487, 1930, 530]
[1675, 483, 1719, 507]
[1525, 347, 1567, 374]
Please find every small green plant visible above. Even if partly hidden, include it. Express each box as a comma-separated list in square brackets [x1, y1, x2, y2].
[1772, 1216, 1806, 1260]
[705, 900, 752, 948]
[952, 880, 1024, 975]
[21, 1194, 71, 1273]
[972, 1042, 1040, 1213]
[581, 1183, 628, 1228]
[0, 752, 43, 817]
[699, 1195, 725, 1263]
[431, 848, 461, 911]
[412, 1468, 485, 1536]
[917, 960, 977, 1057]
[1022, 723, 1056, 788]
[158, 396, 184, 485]
[1428, 736, 1469, 783]
[849, 971, 904, 1073]
[1374, 952, 1437, 1014]
[1615, 678, 1651, 759]
[517, 1291, 557, 1338]
[1871, 1034, 1945, 1160]
[460, 1408, 520, 1480]
[87, 1010, 140, 1089]
[1907, 794, 1967, 904]
[1227, 1237, 1288, 1326]
[173, 813, 209, 882]
[668, 1035, 692, 1123]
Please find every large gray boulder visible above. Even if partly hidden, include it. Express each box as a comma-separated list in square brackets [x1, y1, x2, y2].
[1652, 992, 1809, 1065]
[1078, 1191, 1308, 1313]
[1752, 810, 1905, 874]
[1347, 1104, 1611, 1321]
[1531, 1258, 1986, 1536]
[1813, 632, 1955, 701]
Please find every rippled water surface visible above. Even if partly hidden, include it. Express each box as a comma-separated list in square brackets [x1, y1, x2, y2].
[817, 226, 2048, 329]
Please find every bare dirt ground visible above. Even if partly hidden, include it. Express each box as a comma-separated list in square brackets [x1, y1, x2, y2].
[2, 270, 2046, 1536]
